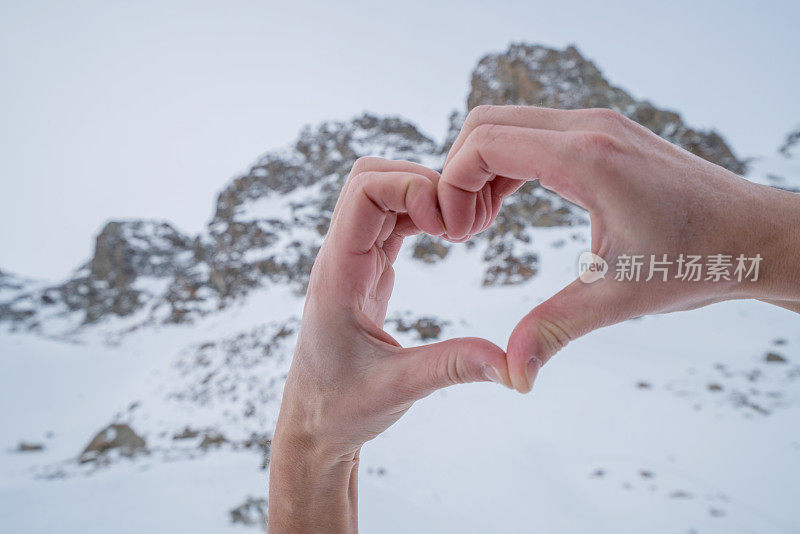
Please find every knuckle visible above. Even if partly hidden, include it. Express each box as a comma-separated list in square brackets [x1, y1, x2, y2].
[346, 170, 378, 196]
[570, 131, 621, 166]
[533, 313, 574, 359]
[471, 123, 501, 147]
[465, 104, 496, 127]
[432, 340, 471, 387]
[350, 156, 385, 178]
[584, 107, 632, 132]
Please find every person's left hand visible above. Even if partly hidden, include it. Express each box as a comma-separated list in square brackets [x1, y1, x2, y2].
[268, 157, 510, 533]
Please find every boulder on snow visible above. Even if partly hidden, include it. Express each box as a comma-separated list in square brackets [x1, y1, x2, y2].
[79, 423, 146, 463]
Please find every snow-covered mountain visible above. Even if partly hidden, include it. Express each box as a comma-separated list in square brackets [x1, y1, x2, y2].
[2, 43, 799, 534]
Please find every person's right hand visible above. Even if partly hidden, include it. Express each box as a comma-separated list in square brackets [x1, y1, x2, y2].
[438, 105, 800, 393]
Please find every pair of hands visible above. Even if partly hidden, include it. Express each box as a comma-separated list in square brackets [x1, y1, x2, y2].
[268, 106, 800, 532]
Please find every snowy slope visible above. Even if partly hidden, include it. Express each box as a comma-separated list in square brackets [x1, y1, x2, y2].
[2, 218, 800, 533]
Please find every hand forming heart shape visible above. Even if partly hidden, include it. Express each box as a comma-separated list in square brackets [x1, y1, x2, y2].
[268, 105, 800, 533]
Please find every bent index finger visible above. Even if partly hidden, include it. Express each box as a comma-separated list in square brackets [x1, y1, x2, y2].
[438, 125, 588, 239]
[445, 105, 577, 167]
[328, 171, 444, 270]
[330, 157, 441, 230]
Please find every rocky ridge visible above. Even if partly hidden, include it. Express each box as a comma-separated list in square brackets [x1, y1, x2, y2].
[0, 43, 746, 338]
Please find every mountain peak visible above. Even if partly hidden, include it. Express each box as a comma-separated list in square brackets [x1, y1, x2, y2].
[467, 43, 745, 174]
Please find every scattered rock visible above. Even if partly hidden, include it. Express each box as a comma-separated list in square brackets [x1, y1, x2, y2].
[389, 315, 448, 341]
[79, 423, 146, 463]
[779, 125, 800, 157]
[16, 441, 44, 452]
[199, 430, 227, 450]
[765, 352, 787, 363]
[229, 496, 267, 530]
[172, 427, 200, 440]
[242, 433, 272, 470]
[412, 235, 450, 263]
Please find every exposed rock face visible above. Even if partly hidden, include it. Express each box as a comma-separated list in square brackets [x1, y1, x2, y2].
[205, 114, 440, 300]
[467, 43, 746, 174]
[90, 221, 194, 285]
[79, 423, 146, 463]
[0, 43, 748, 336]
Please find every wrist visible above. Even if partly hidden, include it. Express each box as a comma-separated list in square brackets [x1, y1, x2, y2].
[267, 386, 361, 534]
[733, 182, 800, 303]
[268, 425, 359, 533]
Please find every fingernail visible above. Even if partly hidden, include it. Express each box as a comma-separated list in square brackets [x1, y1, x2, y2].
[481, 364, 503, 386]
[526, 357, 542, 390]
[434, 211, 447, 236]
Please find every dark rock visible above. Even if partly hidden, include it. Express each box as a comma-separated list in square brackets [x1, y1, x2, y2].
[765, 352, 787, 363]
[779, 125, 800, 157]
[17, 441, 44, 452]
[79, 423, 146, 463]
[242, 433, 272, 470]
[412, 235, 450, 263]
[389, 316, 448, 341]
[199, 430, 227, 450]
[172, 427, 200, 440]
[229, 496, 267, 530]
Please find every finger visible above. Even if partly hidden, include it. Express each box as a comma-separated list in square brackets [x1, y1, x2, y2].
[439, 125, 604, 239]
[506, 278, 625, 393]
[390, 337, 511, 398]
[331, 157, 442, 231]
[481, 177, 525, 234]
[445, 105, 632, 167]
[325, 170, 445, 300]
[334, 171, 444, 252]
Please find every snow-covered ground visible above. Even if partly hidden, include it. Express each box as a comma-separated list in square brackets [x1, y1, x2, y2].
[2, 153, 799, 533]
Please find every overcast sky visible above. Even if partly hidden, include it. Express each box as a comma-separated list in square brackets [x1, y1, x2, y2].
[1, 0, 799, 280]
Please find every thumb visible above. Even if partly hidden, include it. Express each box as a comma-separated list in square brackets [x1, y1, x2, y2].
[393, 337, 511, 398]
[507, 278, 624, 393]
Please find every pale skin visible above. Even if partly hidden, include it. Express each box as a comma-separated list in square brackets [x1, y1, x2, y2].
[268, 106, 800, 532]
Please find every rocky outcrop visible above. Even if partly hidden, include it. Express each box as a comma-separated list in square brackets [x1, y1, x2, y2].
[466, 43, 746, 174]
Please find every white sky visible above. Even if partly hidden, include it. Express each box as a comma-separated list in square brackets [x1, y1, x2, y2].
[1, 0, 799, 280]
